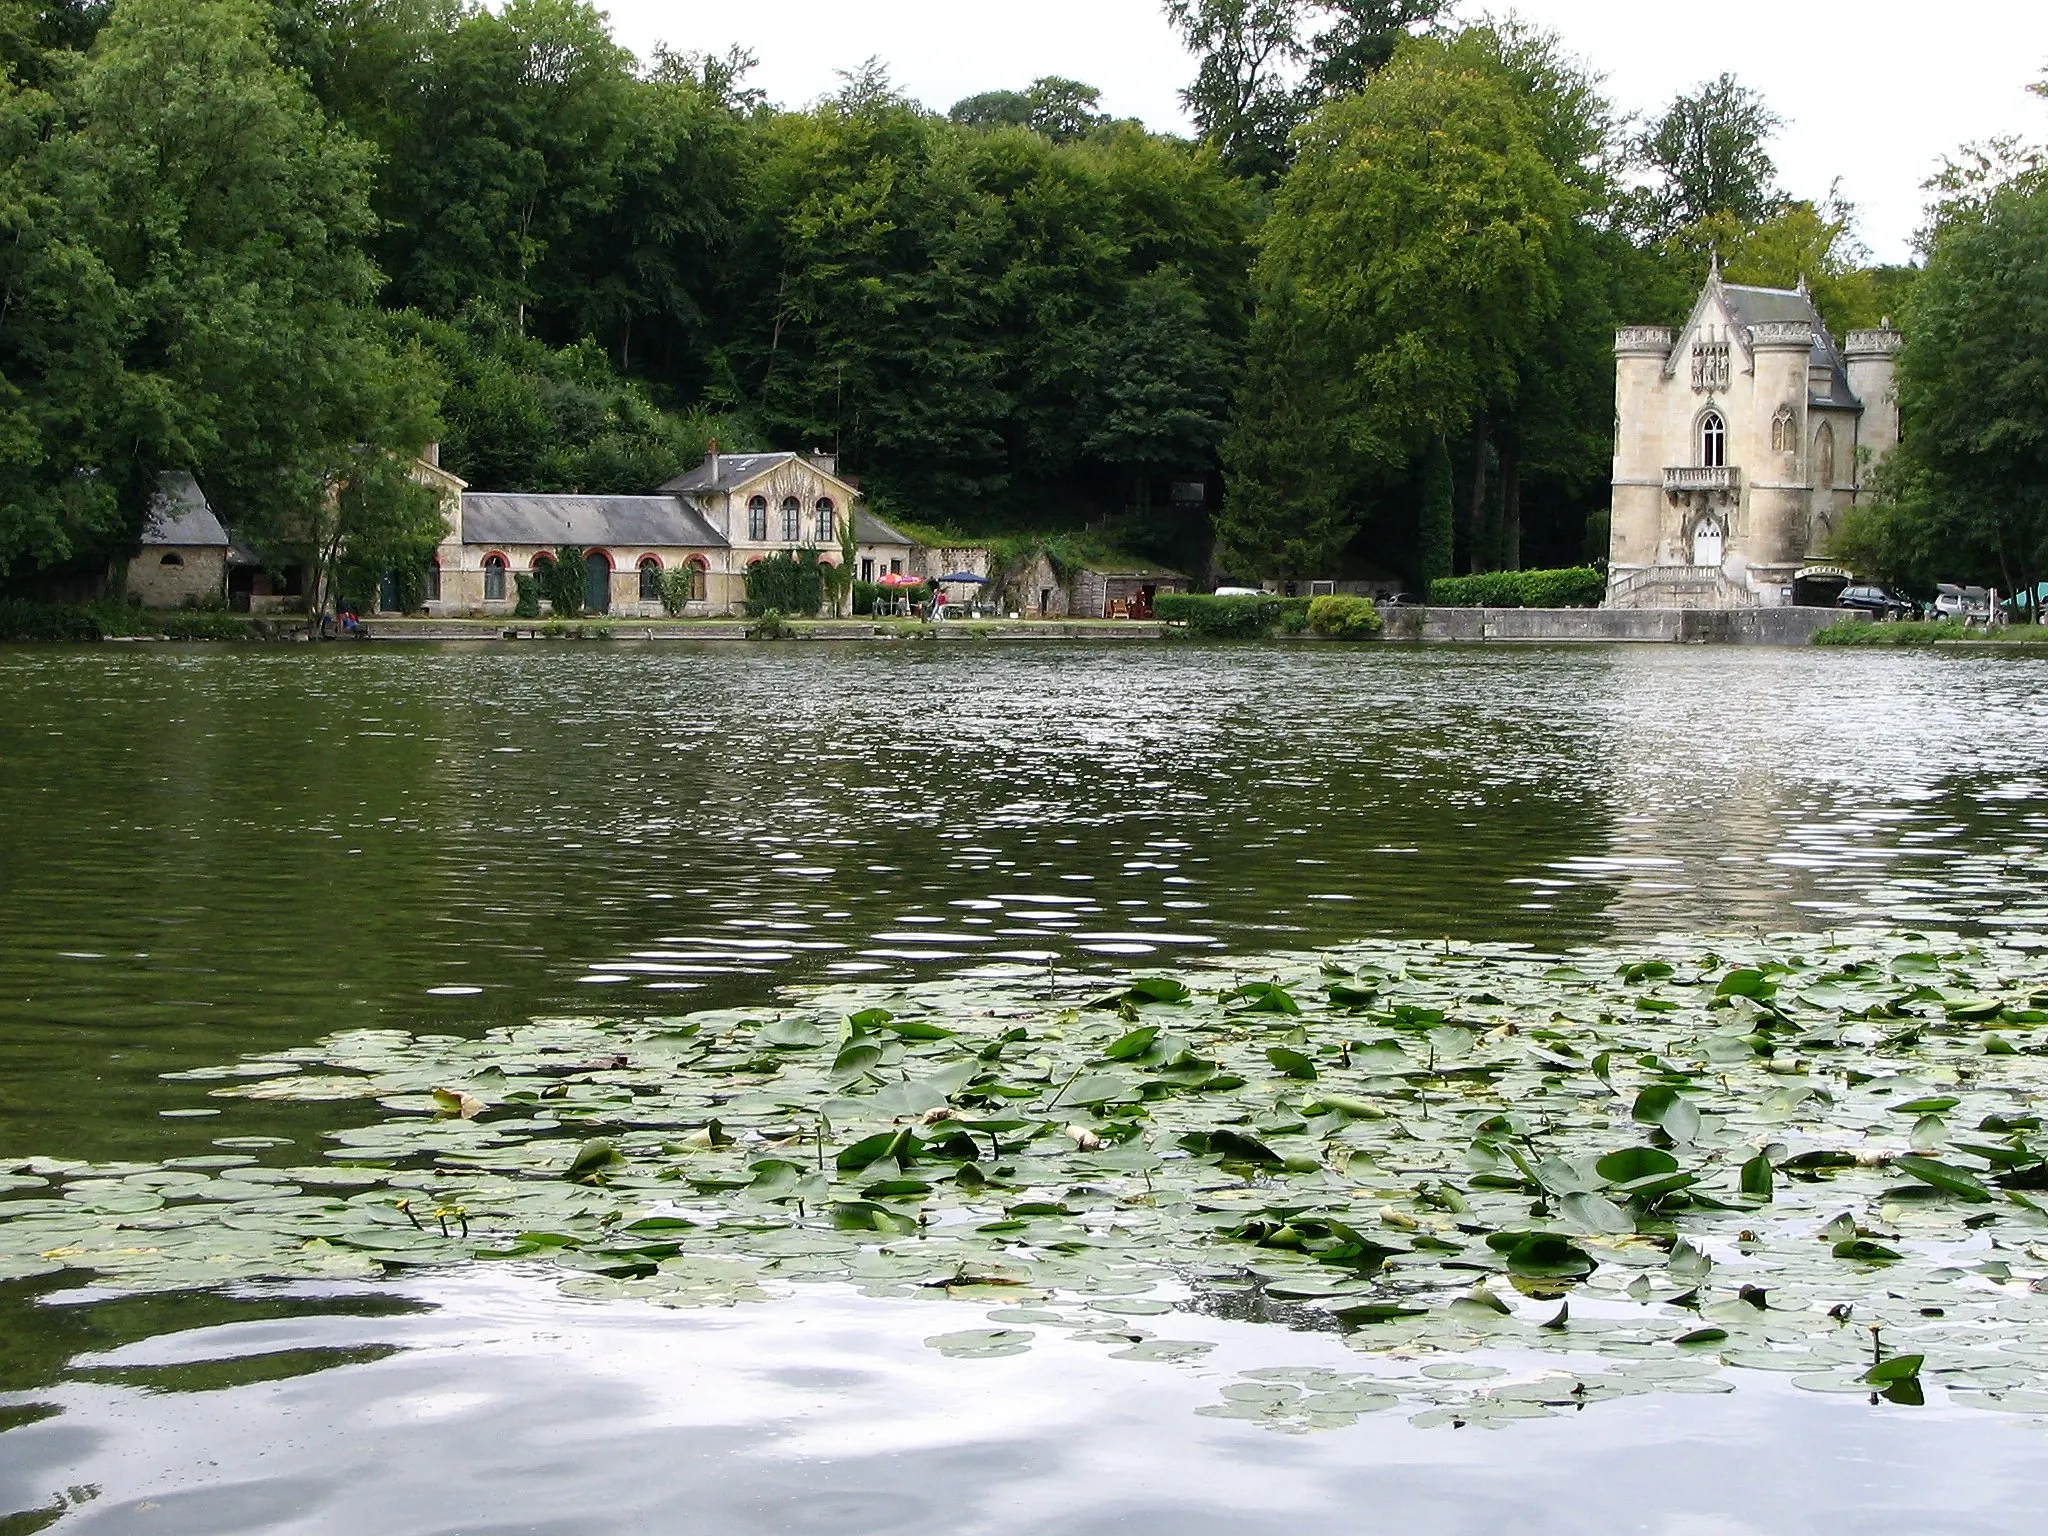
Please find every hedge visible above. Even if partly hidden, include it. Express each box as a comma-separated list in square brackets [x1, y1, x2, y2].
[1307, 594, 1383, 639]
[1428, 567, 1606, 609]
[0, 600, 252, 642]
[1154, 593, 1313, 638]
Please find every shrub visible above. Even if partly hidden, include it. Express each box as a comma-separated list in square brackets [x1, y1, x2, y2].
[0, 601, 253, 642]
[1429, 567, 1606, 609]
[658, 568, 696, 616]
[745, 550, 827, 617]
[1155, 593, 1290, 638]
[750, 607, 791, 640]
[1307, 594, 1383, 639]
[1276, 597, 1313, 634]
[513, 573, 542, 619]
[539, 547, 584, 617]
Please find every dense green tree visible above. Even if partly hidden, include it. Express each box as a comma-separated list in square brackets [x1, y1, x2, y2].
[1217, 34, 1572, 577]
[1835, 166, 2048, 598]
[2, 0, 440, 599]
[1081, 266, 1234, 514]
[388, 308, 721, 493]
[1164, 1, 1441, 181]
[949, 77, 1107, 142]
[1632, 73, 1784, 238]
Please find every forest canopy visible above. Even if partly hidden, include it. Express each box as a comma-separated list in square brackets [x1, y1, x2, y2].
[0, 0, 1991, 598]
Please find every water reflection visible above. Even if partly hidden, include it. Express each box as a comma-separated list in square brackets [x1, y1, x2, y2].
[3, 1271, 2046, 1535]
[3, 644, 2047, 1159]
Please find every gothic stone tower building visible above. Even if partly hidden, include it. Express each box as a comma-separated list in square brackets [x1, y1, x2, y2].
[1608, 267, 1901, 608]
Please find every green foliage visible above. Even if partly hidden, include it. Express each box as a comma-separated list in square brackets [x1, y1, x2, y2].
[537, 547, 584, 618]
[0, 598, 250, 641]
[512, 571, 541, 619]
[657, 567, 697, 616]
[1306, 593, 1383, 637]
[1218, 33, 1574, 577]
[387, 309, 725, 494]
[1414, 437, 1456, 594]
[1, 0, 441, 603]
[1870, 167, 2048, 599]
[1154, 591, 1300, 637]
[1428, 566, 1605, 608]
[1630, 73, 1784, 238]
[1812, 620, 2048, 648]
[948, 77, 1108, 142]
[744, 549, 827, 618]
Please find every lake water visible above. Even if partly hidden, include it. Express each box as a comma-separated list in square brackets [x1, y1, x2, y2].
[4, 641, 2048, 1532]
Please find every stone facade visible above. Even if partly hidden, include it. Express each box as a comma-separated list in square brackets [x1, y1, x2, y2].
[420, 448, 916, 618]
[1609, 268, 1900, 609]
[126, 473, 230, 608]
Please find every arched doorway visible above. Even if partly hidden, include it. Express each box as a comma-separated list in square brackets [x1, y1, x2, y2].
[584, 551, 612, 615]
[1692, 516, 1725, 569]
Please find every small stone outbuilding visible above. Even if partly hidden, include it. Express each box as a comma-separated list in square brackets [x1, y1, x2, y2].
[126, 474, 228, 608]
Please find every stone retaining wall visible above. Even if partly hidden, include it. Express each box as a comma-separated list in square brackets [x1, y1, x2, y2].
[1382, 606, 1857, 644]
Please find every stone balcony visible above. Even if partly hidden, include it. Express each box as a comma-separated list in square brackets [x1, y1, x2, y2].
[1664, 466, 1740, 493]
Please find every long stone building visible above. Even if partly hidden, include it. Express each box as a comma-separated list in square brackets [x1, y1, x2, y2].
[1609, 264, 1901, 609]
[424, 448, 914, 617]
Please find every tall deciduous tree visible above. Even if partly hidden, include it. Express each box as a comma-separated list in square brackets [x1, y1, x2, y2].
[1837, 164, 2048, 599]
[1633, 73, 1784, 238]
[1217, 35, 1572, 577]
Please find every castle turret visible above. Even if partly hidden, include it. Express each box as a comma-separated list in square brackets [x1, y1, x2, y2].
[1611, 327, 1675, 578]
[1844, 325, 1903, 490]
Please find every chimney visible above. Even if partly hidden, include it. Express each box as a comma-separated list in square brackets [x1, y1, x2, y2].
[807, 448, 838, 477]
[706, 438, 721, 482]
[423, 442, 440, 468]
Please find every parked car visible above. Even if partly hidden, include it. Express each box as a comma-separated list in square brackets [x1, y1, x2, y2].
[1836, 584, 1914, 621]
[1933, 584, 1999, 626]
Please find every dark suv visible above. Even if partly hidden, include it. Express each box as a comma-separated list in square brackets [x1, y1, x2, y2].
[1837, 584, 1915, 621]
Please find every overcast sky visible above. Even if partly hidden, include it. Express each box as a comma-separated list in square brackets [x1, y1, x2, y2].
[589, 0, 2047, 264]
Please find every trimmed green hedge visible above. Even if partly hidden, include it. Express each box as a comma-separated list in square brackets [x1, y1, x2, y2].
[1307, 594, 1383, 639]
[1428, 567, 1607, 609]
[1813, 619, 2048, 647]
[0, 600, 255, 642]
[1154, 593, 1313, 638]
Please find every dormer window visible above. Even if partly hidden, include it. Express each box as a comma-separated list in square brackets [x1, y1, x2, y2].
[1701, 411, 1727, 469]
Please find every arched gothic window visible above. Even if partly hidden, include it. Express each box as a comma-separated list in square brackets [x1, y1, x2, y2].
[1771, 407, 1797, 454]
[639, 557, 662, 602]
[1814, 422, 1836, 490]
[814, 498, 836, 542]
[687, 558, 708, 602]
[781, 497, 802, 542]
[748, 497, 768, 541]
[1701, 411, 1727, 469]
[483, 554, 508, 601]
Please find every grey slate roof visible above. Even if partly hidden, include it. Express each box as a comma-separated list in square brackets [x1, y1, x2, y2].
[461, 494, 728, 550]
[854, 507, 913, 546]
[659, 453, 802, 496]
[140, 473, 229, 548]
[1721, 282, 1860, 409]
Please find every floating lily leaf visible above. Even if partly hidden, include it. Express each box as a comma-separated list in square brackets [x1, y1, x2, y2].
[1891, 1156, 1994, 1202]
[1596, 1146, 1680, 1184]
[1833, 1238, 1903, 1263]
[1103, 1026, 1161, 1061]
[1865, 1354, 1926, 1386]
[1891, 1096, 1962, 1116]
[1266, 1047, 1318, 1081]
[564, 1140, 623, 1182]
[1223, 982, 1301, 1015]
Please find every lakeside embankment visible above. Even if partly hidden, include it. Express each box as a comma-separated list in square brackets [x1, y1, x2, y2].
[14, 604, 2048, 647]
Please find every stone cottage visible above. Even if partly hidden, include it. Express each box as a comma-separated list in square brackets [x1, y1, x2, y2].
[126, 474, 229, 607]
[1609, 263, 1901, 609]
